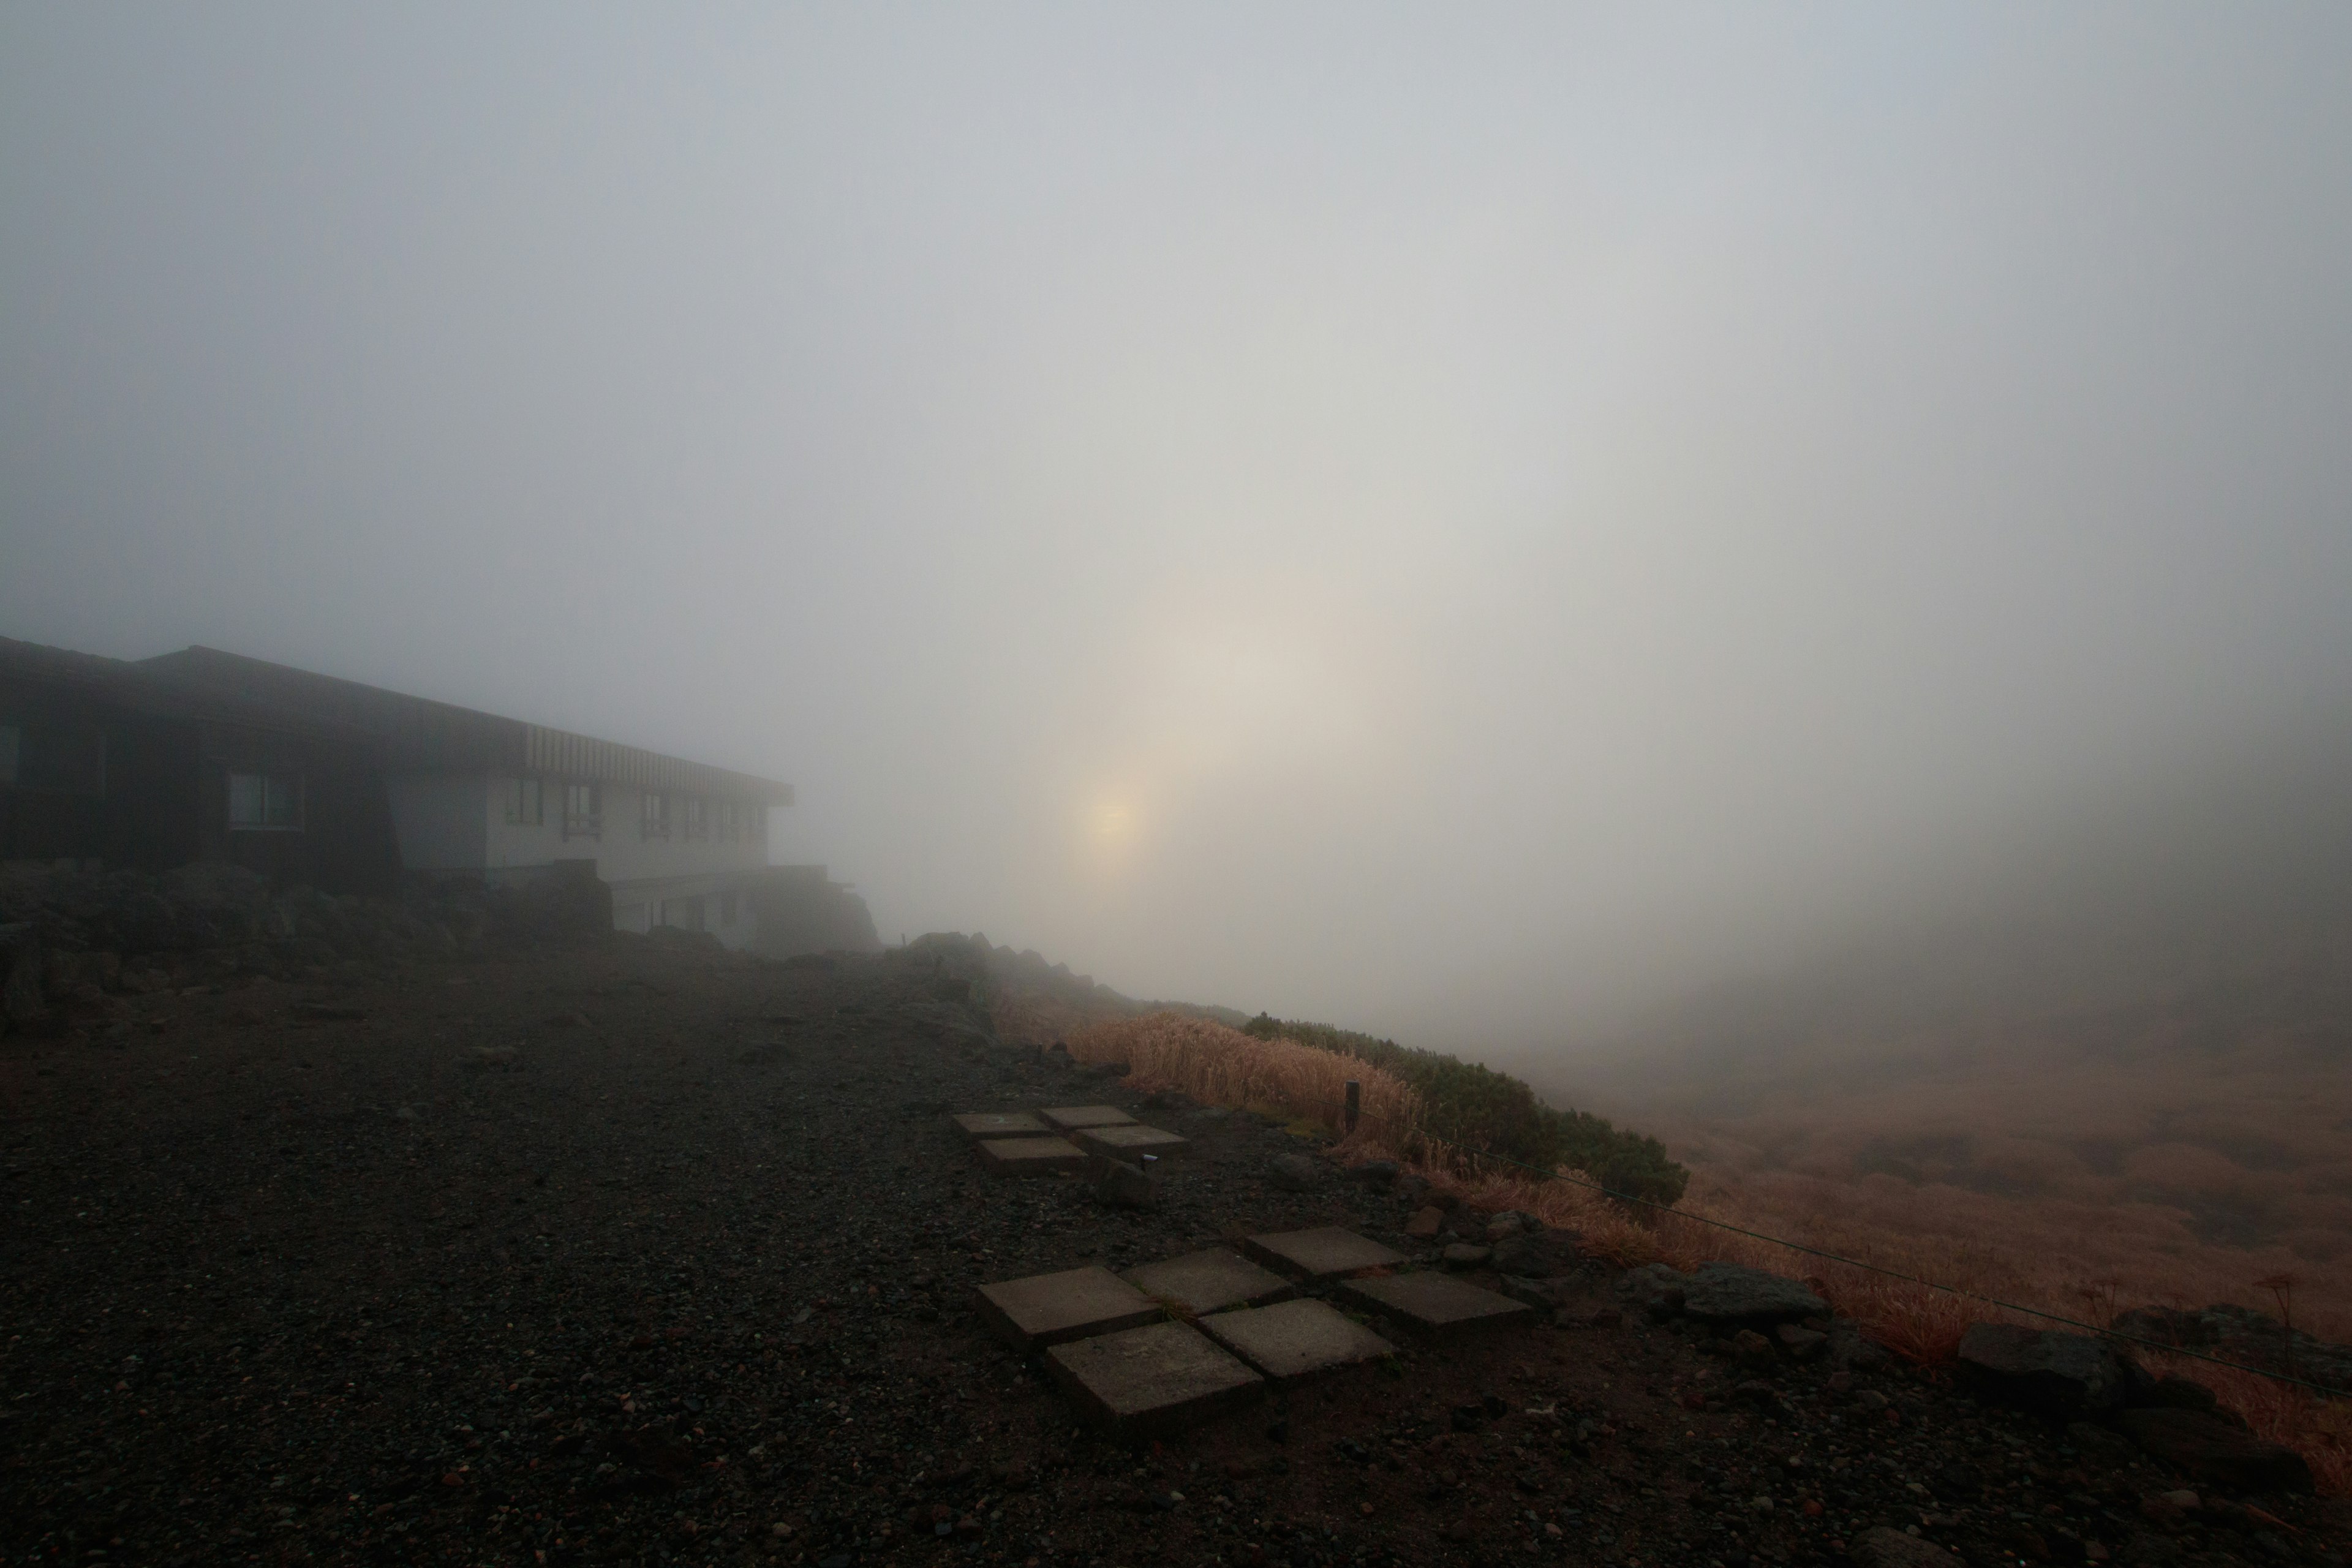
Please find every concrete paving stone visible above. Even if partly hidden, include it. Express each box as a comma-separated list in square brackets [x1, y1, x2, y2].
[1336, 1270, 1534, 1338]
[1044, 1321, 1265, 1436]
[1039, 1105, 1136, 1131]
[974, 1136, 1090, 1176]
[1121, 1248, 1295, 1316]
[951, 1111, 1050, 1142]
[1197, 1298, 1396, 1381]
[1240, 1227, 1409, 1281]
[1074, 1124, 1189, 1161]
[973, 1265, 1164, 1351]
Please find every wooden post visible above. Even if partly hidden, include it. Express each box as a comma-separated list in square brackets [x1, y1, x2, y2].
[1344, 1079, 1360, 1134]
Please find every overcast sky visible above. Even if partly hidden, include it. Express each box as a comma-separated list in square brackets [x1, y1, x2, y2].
[5, 6, 2349, 1053]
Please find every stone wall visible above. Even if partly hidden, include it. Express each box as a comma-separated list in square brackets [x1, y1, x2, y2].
[0, 858, 611, 1039]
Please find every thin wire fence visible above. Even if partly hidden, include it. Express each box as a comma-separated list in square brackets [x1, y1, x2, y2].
[1262, 1077, 2350, 1401]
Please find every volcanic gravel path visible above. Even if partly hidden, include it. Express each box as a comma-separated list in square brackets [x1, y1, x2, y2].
[4, 940, 2345, 1568]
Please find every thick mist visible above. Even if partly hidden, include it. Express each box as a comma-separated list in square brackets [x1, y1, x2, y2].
[5, 6, 2350, 1058]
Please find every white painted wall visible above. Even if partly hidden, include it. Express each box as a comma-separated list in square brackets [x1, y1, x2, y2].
[392, 771, 775, 948]
[385, 773, 492, 872]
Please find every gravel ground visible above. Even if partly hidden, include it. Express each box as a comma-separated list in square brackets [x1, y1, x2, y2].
[4, 940, 2346, 1568]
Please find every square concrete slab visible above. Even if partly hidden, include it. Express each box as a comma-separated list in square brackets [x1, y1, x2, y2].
[1121, 1248, 1295, 1316]
[1075, 1124, 1190, 1161]
[1336, 1271, 1534, 1338]
[1039, 1105, 1136, 1131]
[952, 1110, 1050, 1142]
[1199, 1298, 1396, 1381]
[975, 1136, 1090, 1176]
[1240, 1227, 1409, 1281]
[1044, 1321, 1265, 1436]
[973, 1266, 1164, 1351]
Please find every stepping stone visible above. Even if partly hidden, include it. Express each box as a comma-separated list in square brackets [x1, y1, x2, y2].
[1074, 1124, 1189, 1161]
[1044, 1321, 1265, 1436]
[1337, 1271, 1534, 1338]
[1198, 1298, 1396, 1381]
[951, 1110, 1050, 1142]
[1040, 1105, 1136, 1131]
[1240, 1227, 1408, 1281]
[975, 1136, 1089, 1176]
[973, 1266, 1163, 1351]
[1121, 1248, 1295, 1316]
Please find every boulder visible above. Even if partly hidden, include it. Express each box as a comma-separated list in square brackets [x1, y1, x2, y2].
[1776, 1323, 1828, 1360]
[1265, 1153, 1326, 1193]
[2112, 1303, 2352, 1393]
[1348, 1160, 1400, 1189]
[1957, 1324, 2130, 1419]
[1490, 1230, 1571, 1279]
[1613, 1263, 1689, 1318]
[1093, 1158, 1158, 1212]
[1680, 1262, 1827, 1325]
[2114, 1407, 2312, 1494]
[1441, 1243, 1492, 1270]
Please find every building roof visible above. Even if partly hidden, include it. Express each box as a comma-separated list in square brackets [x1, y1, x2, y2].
[135, 647, 793, 806]
[2, 637, 791, 805]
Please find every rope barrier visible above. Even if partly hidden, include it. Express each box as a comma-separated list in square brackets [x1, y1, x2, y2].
[1197, 1075, 2350, 1401]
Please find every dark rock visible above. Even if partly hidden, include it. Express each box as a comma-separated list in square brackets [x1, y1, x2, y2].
[2111, 1304, 2352, 1393]
[2067, 1420, 2143, 1468]
[1490, 1230, 1569, 1278]
[1828, 1319, 1893, 1371]
[1441, 1243, 1492, 1270]
[1404, 1206, 1444, 1239]
[1348, 1159, 1400, 1188]
[1613, 1262, 1688, 1318]
[2113, 1407, 2313, 1494]
[1958, 1324, 2130, 1419]
[1680, 1262, 1826, 1325]
[1774, 1323, 1827, 1360]
[1852, 1525, 1953, 1567]
[1093, 1158, 1158, 1211]
[1730, 1329, 1776, 1368]
[2133, 1374, 2231, 1419]
[1484, 1210, 1532, 1241]
[1265, 1153, 1325, 1192]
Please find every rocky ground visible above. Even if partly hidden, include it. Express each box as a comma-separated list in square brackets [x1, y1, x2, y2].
[3, 937, 2348, 1568]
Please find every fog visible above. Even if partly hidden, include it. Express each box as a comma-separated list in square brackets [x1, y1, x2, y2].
[6, 6, 2351, 1058]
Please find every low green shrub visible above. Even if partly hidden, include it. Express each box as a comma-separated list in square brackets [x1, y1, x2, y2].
[1240, 1013, 1689, 1206]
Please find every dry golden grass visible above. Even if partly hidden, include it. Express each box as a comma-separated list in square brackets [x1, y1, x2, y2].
[996, 993, 2352, 1493]
[1058, 1011, 1421, 1154]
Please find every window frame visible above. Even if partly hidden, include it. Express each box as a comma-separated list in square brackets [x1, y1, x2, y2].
[562, 780, 602, 841]
[641, 789, 671, 841]
[683, 795, 710, 840]
[227, 769, 304, 832]
[504, 774, 545, 827]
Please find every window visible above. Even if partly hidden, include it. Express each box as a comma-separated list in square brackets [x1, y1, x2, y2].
[718, 799, 739, 840]
[227, 771, 302, 831]
[504, 775, 544, 826]
[683, 796, 709, 840]
[641, 790, 671, 840]
[562, 781, 601, 840]
[719, 889, 739, 925]
[1, 720, 104, 794]
[745, 804, 765, 842]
